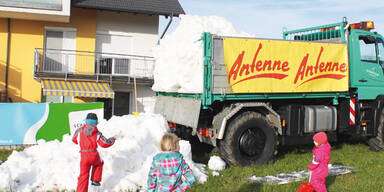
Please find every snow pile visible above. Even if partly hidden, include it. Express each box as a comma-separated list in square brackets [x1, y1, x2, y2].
[0, 113, 207, 192]
[208, 155, 226, 171]
[179, 140, 208, 183]
[152, 14, 254, 93]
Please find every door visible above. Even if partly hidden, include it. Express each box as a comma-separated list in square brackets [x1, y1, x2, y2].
[44, 28, 76, 73]
[113, 92, 130, 116]
[96, 92, 130, 120]
[349, 30, 384, 99]
[96, 98, 113, 120]
[350, 30, 384, 87]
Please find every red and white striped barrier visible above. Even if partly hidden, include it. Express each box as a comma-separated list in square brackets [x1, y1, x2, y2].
[350, 98, 355, 125]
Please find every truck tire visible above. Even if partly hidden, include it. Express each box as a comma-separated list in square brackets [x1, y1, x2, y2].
[218, 111, 277, 166]
[368, 109, 384, 151]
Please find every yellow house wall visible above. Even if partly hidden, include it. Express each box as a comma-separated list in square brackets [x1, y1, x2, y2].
[0, 19, 7, 98]
[0, 8, 97, 103]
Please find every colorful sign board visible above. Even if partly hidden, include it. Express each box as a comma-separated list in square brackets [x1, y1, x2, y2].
[68, 109, 103, 135]
[0, 102, 103, 145]
[223, 38, 349, 93]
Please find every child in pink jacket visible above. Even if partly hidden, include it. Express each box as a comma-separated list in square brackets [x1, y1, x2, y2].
[309, 132, 331, 192]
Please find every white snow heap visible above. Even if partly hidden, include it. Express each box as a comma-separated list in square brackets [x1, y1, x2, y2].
[208, 155, 226, 171]
[179, 140, 208, 183]
[0, 113, 207, 192]
[152, 14, 254, 93]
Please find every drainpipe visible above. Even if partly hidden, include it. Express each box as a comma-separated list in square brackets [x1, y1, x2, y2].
[5, 18, 10, 102]
[159, 14, 173, 40]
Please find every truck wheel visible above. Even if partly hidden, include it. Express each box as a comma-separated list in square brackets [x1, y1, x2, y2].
[368, 109, 384, 151]
[219, 111, 277, 166]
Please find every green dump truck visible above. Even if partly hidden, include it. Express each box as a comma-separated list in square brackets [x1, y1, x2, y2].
[155, 18, 384, 166]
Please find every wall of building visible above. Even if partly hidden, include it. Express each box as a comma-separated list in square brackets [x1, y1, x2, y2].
[0, 19, 7, 99]
[96, 11, 158, 57]
[112, 83, 156, 114]
[0, 8, 159, 105]
[95, 11, 158, 114]
[136, 85, 156, 113]
[0, 8, 97, 103]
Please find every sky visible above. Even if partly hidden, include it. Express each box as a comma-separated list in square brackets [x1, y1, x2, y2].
[160, 0, 384, 39]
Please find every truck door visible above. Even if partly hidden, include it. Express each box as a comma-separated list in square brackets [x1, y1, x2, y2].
[350, 30, 384, 96]
[377, 37, 384, 74]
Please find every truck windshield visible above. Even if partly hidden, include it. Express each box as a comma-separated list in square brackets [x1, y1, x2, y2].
[359, 36, 377, 63]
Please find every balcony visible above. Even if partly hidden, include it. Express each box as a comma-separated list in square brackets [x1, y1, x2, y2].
[34, 48, 155, 84]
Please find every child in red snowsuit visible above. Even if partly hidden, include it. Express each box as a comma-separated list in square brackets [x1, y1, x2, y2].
[309, 132, 331, 192]
[72, 113, 116, 192]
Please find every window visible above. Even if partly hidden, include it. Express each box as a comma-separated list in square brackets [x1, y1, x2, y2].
[359, 35, 377, 63]
[114, 58, 130, 74]
[44, 27, 76, 73]
[378, 38, 384, 67]
[0, 0, 62, 10]
[44, 31, 63, 72]
[97, 57, 130, 75]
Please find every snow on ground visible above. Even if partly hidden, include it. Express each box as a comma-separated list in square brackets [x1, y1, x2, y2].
[248, 164, 357, 185]
[208, 155, 226, 171]
[0, 113, 207, 192]
[211, 171, 220, 177]
[152, 14, 254, 93]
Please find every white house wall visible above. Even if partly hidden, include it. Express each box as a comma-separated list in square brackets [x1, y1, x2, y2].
[96, 11, 158, 56]
[136, 85, 156, 113]
[112, 84, 156, 114]
[96, 11, 158, 77]
[97, 11, 158, 114]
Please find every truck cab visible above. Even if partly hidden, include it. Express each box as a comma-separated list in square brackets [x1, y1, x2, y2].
[349, 24, 384, 96]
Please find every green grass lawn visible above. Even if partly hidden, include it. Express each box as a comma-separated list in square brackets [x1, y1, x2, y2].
[1, 142, 384, 192]
[0, 149, 13, 163]
[190, 142, 384, 192]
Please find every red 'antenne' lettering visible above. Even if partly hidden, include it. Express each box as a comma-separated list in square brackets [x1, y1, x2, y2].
[314, 47, 324, 73]
[250, 43, 262, 73]
[228, 51, 244, 81]
[294, 54, 309, 84]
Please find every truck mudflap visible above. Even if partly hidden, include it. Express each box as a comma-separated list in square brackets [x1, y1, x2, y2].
[154, 96, 201, 128]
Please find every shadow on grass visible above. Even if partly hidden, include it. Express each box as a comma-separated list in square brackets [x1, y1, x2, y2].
[274, 145, 313, 161]
[237, 182, 263, 192]
[188, 136, 215, 164]
[325, 175, 337, 190]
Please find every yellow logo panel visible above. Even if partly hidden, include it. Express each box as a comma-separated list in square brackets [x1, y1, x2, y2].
[223, 38, 349, 93]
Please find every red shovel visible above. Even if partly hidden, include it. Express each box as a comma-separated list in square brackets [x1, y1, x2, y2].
[297, 172, 314, 192]
[297, 182, 314, 192]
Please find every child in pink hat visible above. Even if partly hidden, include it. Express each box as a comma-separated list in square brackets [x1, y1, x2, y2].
[309, 132, 331, 192]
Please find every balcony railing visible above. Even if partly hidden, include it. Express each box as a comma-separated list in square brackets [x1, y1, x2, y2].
[34, 48, 155, 81]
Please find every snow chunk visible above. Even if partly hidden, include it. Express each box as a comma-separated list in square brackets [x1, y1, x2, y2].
[208, 155, 226, 171]
[211, 171, 220, 176]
